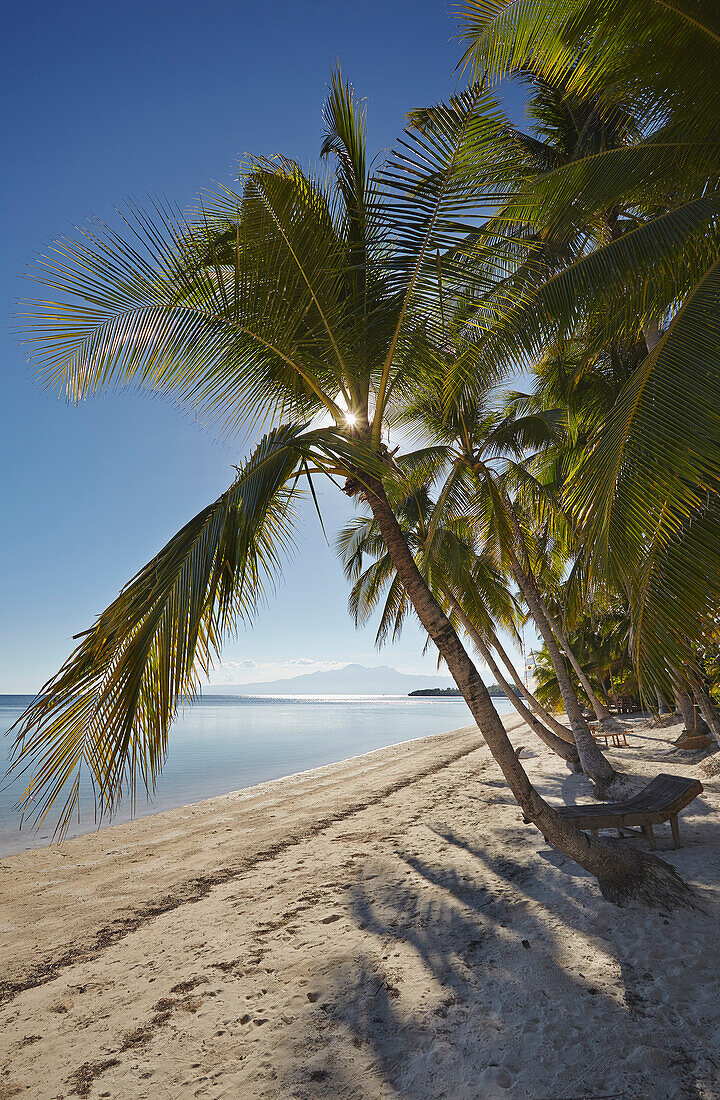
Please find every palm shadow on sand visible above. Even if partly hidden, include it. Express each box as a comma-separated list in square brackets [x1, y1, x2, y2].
[275, 824, 715, 1098]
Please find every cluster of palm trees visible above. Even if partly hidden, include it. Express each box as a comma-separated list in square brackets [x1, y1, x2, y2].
[10, 0, 719, 907]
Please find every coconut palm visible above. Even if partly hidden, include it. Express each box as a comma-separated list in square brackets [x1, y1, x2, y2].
[458, 0, 720, 697]
[337, 474, 581, 767]
[531, 600, 638, 712]
[449, 60, 661, 726]
[8, 73, 687, 905]
[430, 63, 647, 730]
[396, 343, 618, 788]
[511, 335, 720, 740]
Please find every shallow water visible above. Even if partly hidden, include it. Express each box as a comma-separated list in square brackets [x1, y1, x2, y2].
[0, 693, 511, 855]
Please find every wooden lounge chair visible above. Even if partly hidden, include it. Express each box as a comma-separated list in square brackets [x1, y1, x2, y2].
[555, 773, 703, 849]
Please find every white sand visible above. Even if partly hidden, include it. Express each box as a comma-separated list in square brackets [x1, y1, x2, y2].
[1, 713, 719, 1099]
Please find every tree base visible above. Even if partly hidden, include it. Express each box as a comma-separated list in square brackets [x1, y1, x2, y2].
[675, 732, 713, 751]
[590, 769, 625, 800]
[647, 713, 678, 729]
[596, 839, 696, 910]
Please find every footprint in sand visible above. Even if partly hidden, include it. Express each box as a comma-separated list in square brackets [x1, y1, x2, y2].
[477, 1065, 513, 1094]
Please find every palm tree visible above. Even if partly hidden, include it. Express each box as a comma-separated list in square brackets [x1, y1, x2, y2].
[396, 349, 618, 789]
[532, 599, 639, 713]
[514, 335, 720, 736]
[337, 476, 581, 767]
[458, 0, 720, 700]
[409, 64, 642, 733]
[8, 73, 687, 905]
[447, 63, 649, 732]
[480, 624, 579, 743]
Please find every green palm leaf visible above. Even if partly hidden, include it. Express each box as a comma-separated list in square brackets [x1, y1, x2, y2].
[6, 424, 353, 834]
[567, 261, 720, 683]
[371, 83, 511, 439]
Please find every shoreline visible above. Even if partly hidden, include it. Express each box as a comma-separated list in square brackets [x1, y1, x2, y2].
[2, 713, 718, 1099]
[0, 719, 490, 861]
[0, 699, 510, 859]
[1, 720, 496, 991]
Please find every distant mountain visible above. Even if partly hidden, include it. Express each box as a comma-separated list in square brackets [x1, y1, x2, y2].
[208, 663, 457, 696]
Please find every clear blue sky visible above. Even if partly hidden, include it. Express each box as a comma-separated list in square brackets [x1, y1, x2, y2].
[1, 0, 529, 692]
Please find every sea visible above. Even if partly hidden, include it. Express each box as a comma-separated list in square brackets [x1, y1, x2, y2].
[0, 693, 512, 857]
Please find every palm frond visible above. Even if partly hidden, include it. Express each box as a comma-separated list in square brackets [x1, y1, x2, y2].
[6, 424, 342, 835]
[371, 83, 510, 439]
[568, 261, 720, 682]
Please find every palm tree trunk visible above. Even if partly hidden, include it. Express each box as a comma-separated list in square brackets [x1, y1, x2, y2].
[488, 628, 577, 744]
[672, 690, 684, 722]
[533, 598, 618, 726]
[445, 594, 581, 769]
[360, 477, 689, 907]
[643, 319, 663, 352]
[508, 550, 617, 793]
[673, 684, 697, 733]
[504, 499, 617, 728]
[655, 687, 671, 715]
[691, 683, 720, 745]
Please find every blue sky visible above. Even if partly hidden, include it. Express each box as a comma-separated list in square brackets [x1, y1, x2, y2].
[1, 1, 530, 692]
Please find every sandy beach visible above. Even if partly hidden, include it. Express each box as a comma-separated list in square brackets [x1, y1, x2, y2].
[1, 712, 719, 1099]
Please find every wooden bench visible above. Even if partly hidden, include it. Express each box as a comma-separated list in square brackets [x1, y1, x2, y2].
[555, 773, 703, 848]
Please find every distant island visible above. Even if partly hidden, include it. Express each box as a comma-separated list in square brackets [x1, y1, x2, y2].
[409, 687, 463, 696]
[410, 684, 519, 698]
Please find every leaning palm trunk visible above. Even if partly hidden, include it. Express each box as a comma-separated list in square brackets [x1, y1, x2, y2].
[655, 687, 671, 716]
[445, 594, 581, 768]
[692, 683, 720, 746]
[643, 319, 663, 353]
[505, 500, 618, 729]
[362, 477, 688, 907]
[508, 549, 617, 792]
[488, 628, 577, 744]
[673, 682, 697, 733]
[535, 598, 619, 728]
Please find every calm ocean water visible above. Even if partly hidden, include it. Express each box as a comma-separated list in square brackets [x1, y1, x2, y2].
[0, 693, 511, 856]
